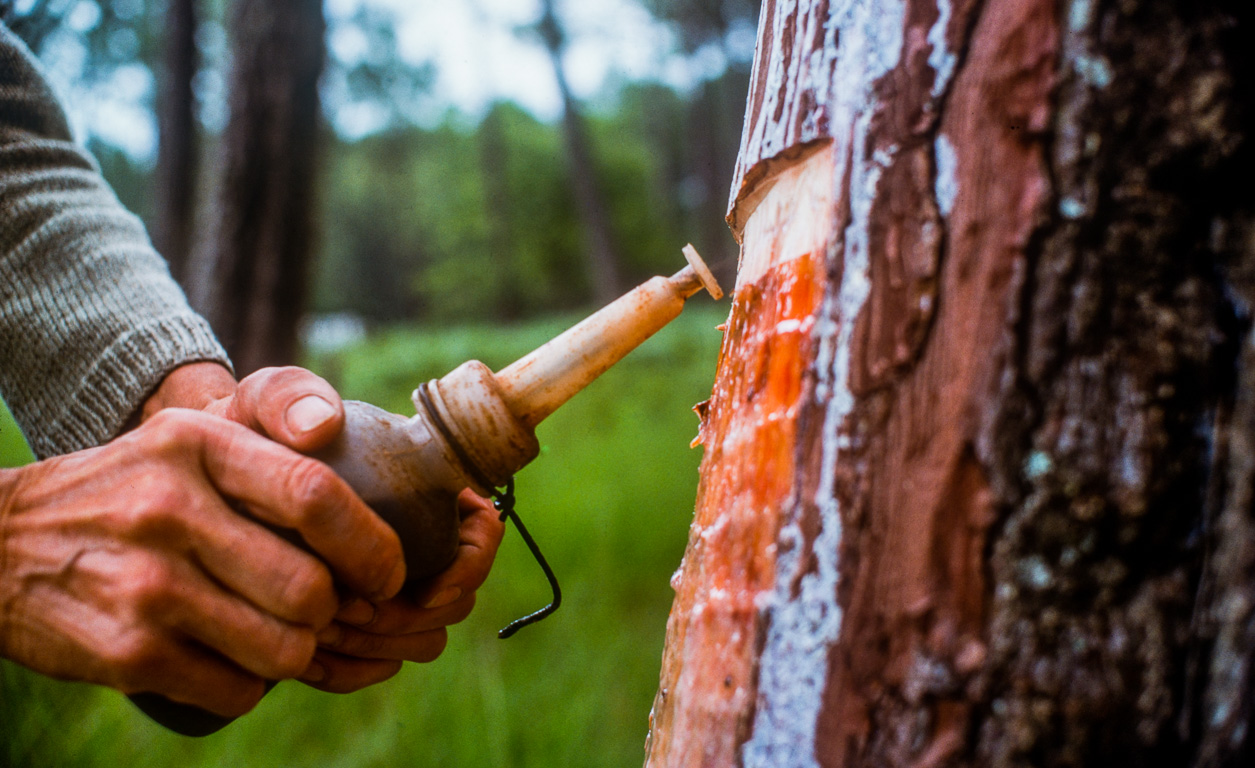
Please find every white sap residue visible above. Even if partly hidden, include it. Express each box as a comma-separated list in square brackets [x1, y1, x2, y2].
[1065, 0, 1111, 91]
[740, 0, 904, 765]
[926, 0, 955, 98]
[934, 134, 959, 217]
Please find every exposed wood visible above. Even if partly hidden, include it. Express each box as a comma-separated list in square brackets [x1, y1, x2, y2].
[647, 145, 834, 767]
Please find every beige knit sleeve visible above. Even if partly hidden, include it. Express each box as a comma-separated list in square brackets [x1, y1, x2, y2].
[0, 23, 231, 458]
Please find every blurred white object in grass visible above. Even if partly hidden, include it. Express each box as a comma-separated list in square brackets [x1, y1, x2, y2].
[302, 312, 367, 355]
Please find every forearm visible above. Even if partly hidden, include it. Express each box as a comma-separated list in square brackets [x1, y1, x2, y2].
[0, 23, 230, 458]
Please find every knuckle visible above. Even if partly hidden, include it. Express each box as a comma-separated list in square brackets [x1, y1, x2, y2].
[143, 408, 204, 451]
[268, 627, 317, 680]
[119, 487, 190, 542]
[106, 631, 164, 686]
[278, 561, 337, 626]
[338, 629, 388, 658]
[124, 559, 178, 614]
[284, 459, 341, 522]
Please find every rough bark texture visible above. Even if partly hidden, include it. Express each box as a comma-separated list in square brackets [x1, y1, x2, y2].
[647, 0, 1255, 766]
[190, 0, 324, 375]
[152, 0, 198, 284]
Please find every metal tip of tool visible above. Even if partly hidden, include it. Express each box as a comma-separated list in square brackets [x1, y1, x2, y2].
[682, 244, 724, 300]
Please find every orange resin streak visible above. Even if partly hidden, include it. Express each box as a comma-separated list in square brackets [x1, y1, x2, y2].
[646, 250, 825, 767]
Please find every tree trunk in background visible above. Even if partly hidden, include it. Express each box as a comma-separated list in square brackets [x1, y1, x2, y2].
[537, 0, 623, 306]
[647, 1, 1255, 766]
[685, 72, 746, 289]
[478, 107, 525, 320]
[191, 0, 324, 375]
[152, 0, 197, 284]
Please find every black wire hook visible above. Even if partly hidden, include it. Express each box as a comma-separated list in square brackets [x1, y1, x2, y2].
[493, 477, 561, 639]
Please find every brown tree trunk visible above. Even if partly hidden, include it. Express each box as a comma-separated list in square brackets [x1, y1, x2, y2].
[191, 0, 325, 375]
[537, 0, 623, 306]
[647, 1, 1255, 766]
[152, 0, 198, 284]
[478, 106, 525, 320]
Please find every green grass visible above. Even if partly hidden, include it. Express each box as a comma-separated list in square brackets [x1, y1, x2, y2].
[1, 306, 724, 767]
[0, 393, 35, 469]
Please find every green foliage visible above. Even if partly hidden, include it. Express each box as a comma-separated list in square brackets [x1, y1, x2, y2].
[313, 96, 699, 325]
[1, 307, 725, 767]
[0, 393, 35, 468]
[586, 83, 689, 280]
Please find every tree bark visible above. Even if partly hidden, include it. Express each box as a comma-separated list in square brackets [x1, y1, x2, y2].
[191, 0, 324, 375]
[646, 1, 1255, 766]
[152, 0, 198, 284]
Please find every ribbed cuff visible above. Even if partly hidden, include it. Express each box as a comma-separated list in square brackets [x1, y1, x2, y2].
[29, 315, 232, 458]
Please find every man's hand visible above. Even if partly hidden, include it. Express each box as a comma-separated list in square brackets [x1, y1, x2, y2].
[143, 363, 507, 693]
[300, 489, 504, 692]
[0, 408, 405, 717]
[139, 362, 345, 456]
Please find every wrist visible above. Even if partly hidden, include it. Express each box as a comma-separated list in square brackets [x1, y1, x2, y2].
[139, 362, 238, 423]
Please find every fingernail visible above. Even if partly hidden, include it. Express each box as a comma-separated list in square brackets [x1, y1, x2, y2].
[424, 587, 462, 610]
[300, 659, 326, 683]
[316, 624, 342, 647]
[286, 395, 336, 435]
[337, 598, 375, 627]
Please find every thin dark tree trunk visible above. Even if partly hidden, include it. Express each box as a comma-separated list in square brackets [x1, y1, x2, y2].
[192, 0, 324, 375]
[647, 1, 1255, 766]
[537, 0, 622, 306]
[684, 77, 742, 286]
[478, 107, 524, 320]
[152, 0, 197, 284]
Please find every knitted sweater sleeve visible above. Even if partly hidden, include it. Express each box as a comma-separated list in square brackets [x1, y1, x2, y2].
[0, 24, 231, 459]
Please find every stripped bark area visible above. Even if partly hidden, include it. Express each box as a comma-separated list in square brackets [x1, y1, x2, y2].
[647, 145, 835, 768]
[648, 0, 1255, 766]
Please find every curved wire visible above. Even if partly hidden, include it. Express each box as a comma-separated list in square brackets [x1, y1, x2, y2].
[494, 477, 562, 639]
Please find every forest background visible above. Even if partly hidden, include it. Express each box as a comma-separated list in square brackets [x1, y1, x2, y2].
[5, 0, 753, 330]
[0, 0, 757, 765]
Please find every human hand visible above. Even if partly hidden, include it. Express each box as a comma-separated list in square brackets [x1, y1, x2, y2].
[299, 489, 505, 692]
[142, 363, 507, 692]
[0, 408, 405, 717]
[140, 362, 346, 456]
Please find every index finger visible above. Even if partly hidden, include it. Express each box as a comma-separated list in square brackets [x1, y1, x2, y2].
[191, 413, 406, 601]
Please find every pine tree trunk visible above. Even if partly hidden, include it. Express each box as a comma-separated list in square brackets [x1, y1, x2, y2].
[537, 0, 623, 305]
[646, 1, 1255, 766]
[191, 0, 324, 375]
[152, 0, 198, 284]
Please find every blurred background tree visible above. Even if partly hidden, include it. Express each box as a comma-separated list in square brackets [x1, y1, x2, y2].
[190, 0, 326, 374]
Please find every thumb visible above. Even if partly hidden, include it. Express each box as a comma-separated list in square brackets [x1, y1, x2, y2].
[221, 367, 346, 453]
